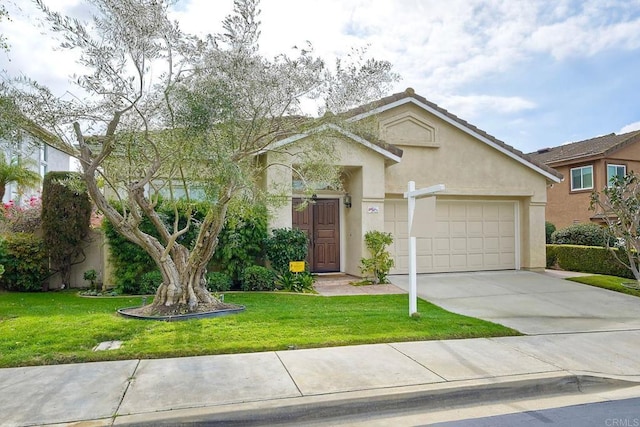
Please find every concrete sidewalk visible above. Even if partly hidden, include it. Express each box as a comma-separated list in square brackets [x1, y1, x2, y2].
[2, 271, 640, 426]
[3, 331, 640, 426]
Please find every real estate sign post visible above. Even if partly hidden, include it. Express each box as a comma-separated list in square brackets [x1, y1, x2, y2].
[404, 181, 445, 316]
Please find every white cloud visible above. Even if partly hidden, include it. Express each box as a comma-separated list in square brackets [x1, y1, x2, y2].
[619, 121, 640, 134]
[435, 94, 537, 120]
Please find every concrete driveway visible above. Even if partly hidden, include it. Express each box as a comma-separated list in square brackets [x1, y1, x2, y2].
[389, 270, 640, 335]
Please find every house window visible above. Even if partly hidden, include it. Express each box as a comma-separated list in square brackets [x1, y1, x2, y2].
[607, 164, 626, 186]
[570, 165, 593, 191]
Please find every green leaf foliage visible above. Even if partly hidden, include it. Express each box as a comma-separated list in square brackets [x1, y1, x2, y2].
[102, 199, 209, 293]
[211, 201, 268, 282]
[265, 228, 308, 274]
[546, 244, 634, 279]
[545, 221, 556, 244]
[0, 233, 47, 291]
[41, 172, 92, 285]
[241, 265, 276, 291]
[137, 271, 163, 295]
[551, 223, 612, 247]
[103, 199, 267, 293]
[206, 271, 233, 292]
[276, 270, 315, 293]
[360, 230, 394, 284]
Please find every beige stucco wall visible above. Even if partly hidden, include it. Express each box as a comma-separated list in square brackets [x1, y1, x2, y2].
[48, 229, 105, 289]
[264, 100, 554, 273]
[375, 103, 550, 271]
[263, 135, 388, 276]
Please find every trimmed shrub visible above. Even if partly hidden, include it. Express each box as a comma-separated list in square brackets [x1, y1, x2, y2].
[546, 244, 558, 269]
[241, 265, 276, 291]
[545, 221, 556, 244]
[551, 223, 611, 247]
[264, 228, 308, 274]
[360, 230, 394, 284]
[206, 271, 233, 292]
[41, 172, 92, 287]
[0, 233, 48, 291]
[546, 244, 634, 279]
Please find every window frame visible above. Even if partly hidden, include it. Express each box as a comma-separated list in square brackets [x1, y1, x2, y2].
[570, 165, 594, 191]
[606, 163, 626, 187]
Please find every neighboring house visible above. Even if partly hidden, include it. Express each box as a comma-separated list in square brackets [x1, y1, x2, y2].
[264, 88, 562, 275]
[528, 130, 640, 229]
[2, 138, 72, 204]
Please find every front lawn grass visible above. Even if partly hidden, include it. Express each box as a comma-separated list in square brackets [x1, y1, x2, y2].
[567, 274, 640, 298]
[0, 291, 519, 368]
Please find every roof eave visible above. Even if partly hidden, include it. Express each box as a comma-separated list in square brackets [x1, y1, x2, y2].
[258, 123, 402, 163]
[348, 97, 562, 183]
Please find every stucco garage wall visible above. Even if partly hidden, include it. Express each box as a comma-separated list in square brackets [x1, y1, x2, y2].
[376, 103, 549, 271]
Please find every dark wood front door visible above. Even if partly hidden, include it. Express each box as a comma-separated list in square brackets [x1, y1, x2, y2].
[292, 198, 340, 272]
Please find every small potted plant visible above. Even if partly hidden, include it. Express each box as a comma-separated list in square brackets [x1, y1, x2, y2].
[83, 269, 98, 290]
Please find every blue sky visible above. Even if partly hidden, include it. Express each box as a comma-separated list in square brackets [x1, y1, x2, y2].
[2, 0, 640, 154]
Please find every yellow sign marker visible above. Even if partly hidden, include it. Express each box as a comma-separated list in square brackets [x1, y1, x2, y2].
[289, 261, 305, 273]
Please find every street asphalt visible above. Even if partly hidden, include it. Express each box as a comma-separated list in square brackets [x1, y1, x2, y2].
[1, 270, 640, 426]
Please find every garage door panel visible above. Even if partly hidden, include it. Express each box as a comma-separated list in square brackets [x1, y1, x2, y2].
[451, 254, 467, 268]
[484, 237, 499, 251]
[501, 238, 515, 251]
[484, 253, 501, 267]
[433, 254, 450, 269]
[434, 237, 450, 251]
[395, 237, 409, 255]
[451, 237, 467, 251]
[468, 237, 483, 250]
[484, 221, 499, 234]
[451, 221, 467, 235]
[468, 221, 483, 235]
[416, 238, 432, 252]
[449, 204, 467, 219]
[500, 221, 515, 237]
[387, 200, 517, 274]
[416, 255, 433, 270]
[468, 253, 484, 267]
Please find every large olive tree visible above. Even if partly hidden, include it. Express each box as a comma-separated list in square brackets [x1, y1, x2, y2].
[5, 0, 397, 314]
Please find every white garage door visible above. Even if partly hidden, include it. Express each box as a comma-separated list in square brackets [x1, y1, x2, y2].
[384, 199, 517, 274]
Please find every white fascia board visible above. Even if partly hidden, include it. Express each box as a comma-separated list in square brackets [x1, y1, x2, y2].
[258, 123, 401, 163]
[348, 98, 561, 183]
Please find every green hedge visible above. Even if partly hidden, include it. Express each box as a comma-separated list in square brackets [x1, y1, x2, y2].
[546, 244, 634, 279]
[550, 223, 612, 247]
[0, 233, 48, 291]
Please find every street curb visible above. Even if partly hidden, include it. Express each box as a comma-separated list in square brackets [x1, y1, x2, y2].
[113, 373, 639, 426]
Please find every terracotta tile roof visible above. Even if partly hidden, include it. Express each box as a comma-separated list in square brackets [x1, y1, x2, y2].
[528, 130, 640, 165]
[342, 88, 563, 180]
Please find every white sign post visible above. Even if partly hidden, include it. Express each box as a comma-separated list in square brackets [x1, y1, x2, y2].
[404, 181, 445, 316]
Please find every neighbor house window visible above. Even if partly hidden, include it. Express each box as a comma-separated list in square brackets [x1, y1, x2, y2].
[607, 164, 626, 187]
[570, 165, 593, 191]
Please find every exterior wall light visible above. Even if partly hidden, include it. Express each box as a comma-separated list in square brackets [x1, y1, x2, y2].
[344, 193, 352, 208]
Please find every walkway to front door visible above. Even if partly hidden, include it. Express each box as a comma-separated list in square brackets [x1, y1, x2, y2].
[292, 198, 340, 273]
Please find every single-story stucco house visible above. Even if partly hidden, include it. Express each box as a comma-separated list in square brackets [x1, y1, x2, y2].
[263, 88, 563, 276]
